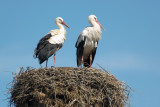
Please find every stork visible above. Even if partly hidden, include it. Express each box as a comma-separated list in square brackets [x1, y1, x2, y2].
[34, 17, 70, 67]
[75, 15, 104, 68]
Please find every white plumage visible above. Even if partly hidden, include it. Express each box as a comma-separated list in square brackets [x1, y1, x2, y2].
[75, 15, 104, 68]
[34, 17, 70, 67]
[48, 30, 66, 44]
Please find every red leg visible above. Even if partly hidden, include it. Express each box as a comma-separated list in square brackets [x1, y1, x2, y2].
[81, 55, 83, 68]
[90, 53, 92, 68]
[54, 54, 56, 67]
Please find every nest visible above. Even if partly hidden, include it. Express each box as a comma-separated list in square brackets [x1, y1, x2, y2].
[9, 67, 131, 107]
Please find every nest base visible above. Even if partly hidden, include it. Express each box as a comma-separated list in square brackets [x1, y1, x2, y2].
[10, 67, 131, 107]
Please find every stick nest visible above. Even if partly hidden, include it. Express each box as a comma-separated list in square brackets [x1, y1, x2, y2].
[9, 67, 131, 107]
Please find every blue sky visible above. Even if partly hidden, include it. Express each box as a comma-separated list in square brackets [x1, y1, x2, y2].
[0, 0, 160, 106]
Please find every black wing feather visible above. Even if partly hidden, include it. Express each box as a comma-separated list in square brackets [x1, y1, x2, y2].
[34, 33, 63, 64]
[76, 36, 86, 67]
[38, 43, 62, 64]
[34, 33, 52, 58]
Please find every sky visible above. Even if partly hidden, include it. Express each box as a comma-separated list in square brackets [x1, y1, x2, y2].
[0, 0, 160, 106]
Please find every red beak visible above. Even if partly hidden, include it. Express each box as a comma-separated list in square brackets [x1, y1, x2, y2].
[62, 21, 70, 29]
[96, 20, 104, 30]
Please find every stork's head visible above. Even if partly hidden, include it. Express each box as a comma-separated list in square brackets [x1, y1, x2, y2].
[55, 17, 70, 28]
[88, 15, 104, 30]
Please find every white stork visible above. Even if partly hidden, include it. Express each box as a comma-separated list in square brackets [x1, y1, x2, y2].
[34, 17, 70, 67]
[75, 15, 104, 68]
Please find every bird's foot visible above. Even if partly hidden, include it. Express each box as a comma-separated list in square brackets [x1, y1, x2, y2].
[51, 66, 56, 69]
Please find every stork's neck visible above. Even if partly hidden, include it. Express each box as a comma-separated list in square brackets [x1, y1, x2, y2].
[56, 23, 66, 34]
[91, 21, 101, 31]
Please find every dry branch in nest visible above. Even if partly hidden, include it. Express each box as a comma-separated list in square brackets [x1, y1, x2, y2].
[9, 67, 131, 107]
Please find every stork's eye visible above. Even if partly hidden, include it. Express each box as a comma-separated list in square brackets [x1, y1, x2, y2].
[59, 19, 62, 21]
[94, 17, 97, 20]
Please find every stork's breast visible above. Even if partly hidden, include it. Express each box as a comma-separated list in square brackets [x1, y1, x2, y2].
[83, 40, 97, 56]
[48, 34, 66, 44]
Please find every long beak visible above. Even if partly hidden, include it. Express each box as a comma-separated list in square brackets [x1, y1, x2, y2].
[96, 20, 105, 30]
[62, 21, 70, 29]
